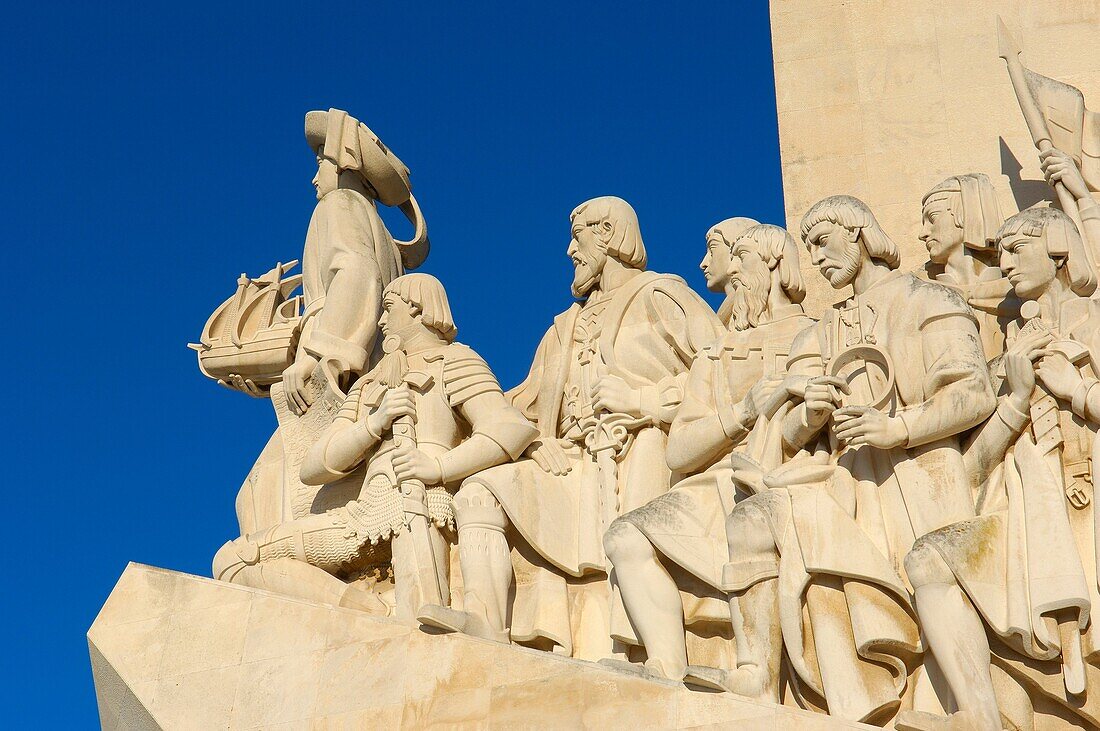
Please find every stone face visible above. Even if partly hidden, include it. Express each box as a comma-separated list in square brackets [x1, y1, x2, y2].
[88, 563, 869, 730]
[770, 0, 1100, 314]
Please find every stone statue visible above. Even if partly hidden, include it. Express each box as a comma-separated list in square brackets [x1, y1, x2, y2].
[720, 196, 996, 724]
[698, 217, 759, 328]
[213, 273, 536, 619]
[899, 207, 1100, 731]
[417, 197, 723, 659]
[919, 173, 1015, 360]
[999, 17, 1100, 281]
[603, 223, 813, 684]
[233, 108, 430, 539]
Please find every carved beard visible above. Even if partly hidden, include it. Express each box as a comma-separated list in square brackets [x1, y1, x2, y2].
[571, 249, 606, 298]
[729, 264, 771, 331]
[828, 239, 863, 288]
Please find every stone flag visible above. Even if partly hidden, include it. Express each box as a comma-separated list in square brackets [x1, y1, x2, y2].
[1023, 67, 1100, 192]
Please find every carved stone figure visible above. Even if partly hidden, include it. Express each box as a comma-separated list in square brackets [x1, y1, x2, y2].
[603, 223, 813, 684]
[417, 197, 723, 659]
[234, 108, 430, 539]
[919, 173, 1014, 360]
[899, 207, 1100, 731]
[213, 274, 536, 619]
[698, 217, 759, 328]
[999, 18, 1100, 278]
[1041, 146, 1100, 285]
[720, 196, 996, 724]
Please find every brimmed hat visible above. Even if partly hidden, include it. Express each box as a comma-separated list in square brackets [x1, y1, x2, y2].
[305, 109, 429, 269]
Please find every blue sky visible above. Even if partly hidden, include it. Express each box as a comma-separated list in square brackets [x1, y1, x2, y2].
[3, 2, 782, 725]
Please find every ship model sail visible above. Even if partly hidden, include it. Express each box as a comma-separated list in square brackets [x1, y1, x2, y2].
[188, 260, 303, 396]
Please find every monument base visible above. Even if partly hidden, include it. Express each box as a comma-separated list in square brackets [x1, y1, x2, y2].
[88, 563, 869, 729]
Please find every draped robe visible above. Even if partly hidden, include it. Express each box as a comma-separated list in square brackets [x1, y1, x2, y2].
[725, 271, 996, 723]
[464, 270, 721, 657]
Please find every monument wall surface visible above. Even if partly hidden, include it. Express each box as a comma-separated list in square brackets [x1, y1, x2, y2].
[89, 564, 869, 730]
[771, 0, 1100, 312]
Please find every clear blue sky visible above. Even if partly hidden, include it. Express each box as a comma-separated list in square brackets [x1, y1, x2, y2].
[4, 2, 782, 725]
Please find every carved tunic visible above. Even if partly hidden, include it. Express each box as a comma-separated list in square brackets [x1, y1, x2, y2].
[299, 188, 404, 375]
[312, 342, 506, 544]
[934, 269, 1017, 362]
[917, 296, 1100, 720]
[235, 188, 406, 537]
[616, 306, 814, 594]
[465, 271, 722, 656]
[725, 271, 996, 722]
[479, 271, 722, 573]
[559, 294, 613, 442]
[783, 271, 995, 575]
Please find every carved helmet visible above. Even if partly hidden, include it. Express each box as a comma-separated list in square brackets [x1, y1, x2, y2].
[305, 108, 429, 269]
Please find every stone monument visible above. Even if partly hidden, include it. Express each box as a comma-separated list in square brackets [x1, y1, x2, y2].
[91, 5, 1100, 729]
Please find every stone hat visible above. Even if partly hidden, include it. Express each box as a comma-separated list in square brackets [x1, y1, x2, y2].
[305, 109, 429, 269]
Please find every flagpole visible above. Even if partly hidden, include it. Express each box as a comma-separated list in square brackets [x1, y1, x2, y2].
[996, 16, 1096, 273]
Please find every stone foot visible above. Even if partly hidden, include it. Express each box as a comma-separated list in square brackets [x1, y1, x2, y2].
[416, 604, 509, 643]
[683, 665, 731, 692]
[689, 664, 775, 703]
[597, 657, 681, 682]
[597, 657, 650, 678]
[338, 585, 392, 616]
[895, 709, 983, 731]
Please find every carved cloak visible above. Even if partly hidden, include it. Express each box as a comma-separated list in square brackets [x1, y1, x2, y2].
[464, 271, 721, 657]
[614, 308, 814, 630]
[726, 272, 996, 723]
[919, 297, 1100, 725]
[236, 188, 404, 536]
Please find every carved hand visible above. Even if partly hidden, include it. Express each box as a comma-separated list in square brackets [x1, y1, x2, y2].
[282, 354, 319, 415]
[1004, 329, 1051, 409]
[1036, 352, 1084, 402]
[223, 374, 266, 398]
[392, 442, 442, 485]
[1040, 148, 1091, 202]
[367, 386, 415, 436]
[525, 438, 572, 476]
[592, 374, 641, 417]
[832, 406, 907, 449]
[742, 374, 786, 423]
[803, 375, 849, 431]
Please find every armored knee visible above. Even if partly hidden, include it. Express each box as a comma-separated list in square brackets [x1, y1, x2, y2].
[212, 536, 259, 582]
[603, 519, 649, 566]
[904, 538, 954, 589]
[454, 481, 507, 531]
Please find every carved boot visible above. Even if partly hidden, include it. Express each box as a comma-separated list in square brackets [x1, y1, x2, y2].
[707, 578, 782, 701]
[418, 483, 512, 643]
[417, 603, 509, 643]
[596, 657, 678, 681]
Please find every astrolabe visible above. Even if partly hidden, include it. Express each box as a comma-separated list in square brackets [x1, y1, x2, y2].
[826, 343, 896, 412]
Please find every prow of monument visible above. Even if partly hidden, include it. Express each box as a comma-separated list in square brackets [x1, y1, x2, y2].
[90, 4, 1100, 729]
